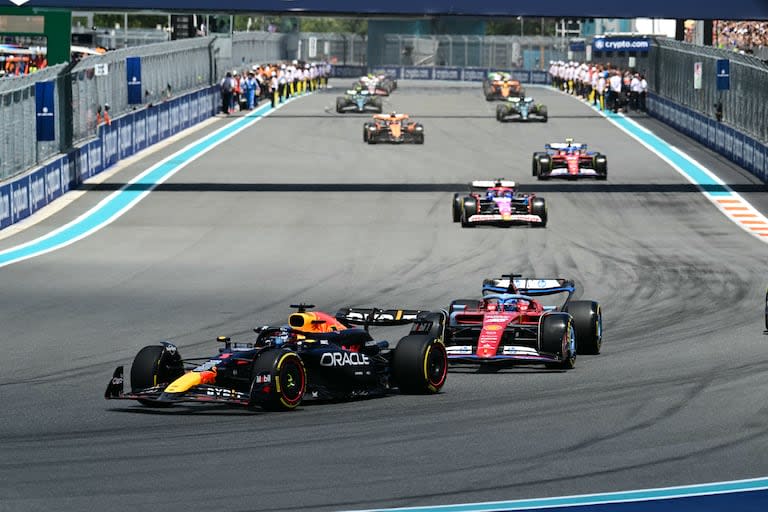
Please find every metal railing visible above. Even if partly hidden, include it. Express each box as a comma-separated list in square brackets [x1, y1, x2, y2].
[648, 38, 768, 143]
[0, 31, 288, 182]
[294, 32, 366, 65]
[0, 64, 67, 181]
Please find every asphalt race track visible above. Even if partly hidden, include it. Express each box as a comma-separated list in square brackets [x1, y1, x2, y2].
[1, 81, 767, 512]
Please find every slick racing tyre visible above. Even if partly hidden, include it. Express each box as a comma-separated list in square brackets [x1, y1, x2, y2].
[594, 154, 608, 180]
[540, 314, 576, 370]
[372, 97, 383, 112]
[392, 335, 447, 394]
[452, 193, 464, 223]
[564, 301, 602, 355]
[461, 198, 478, 228]
[496, 105, 506, 122]
[538, 105, 548, 122]
[130, 344, 185, 407]
[531, 197, 547, 228]
[250, 349, 306, 411]
[336, 97, 345, 113]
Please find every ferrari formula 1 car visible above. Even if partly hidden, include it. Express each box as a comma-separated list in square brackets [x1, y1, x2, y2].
[105, 304, 448, 411]
[452, 179, 547, 228]
[496, 97, 548, 122]
[532, 138, 607, 180]
[364, 112, 424, 144]
[444, 274, 603, 370]
[336, 89, 383, 113]
[483, 72, 525, 101]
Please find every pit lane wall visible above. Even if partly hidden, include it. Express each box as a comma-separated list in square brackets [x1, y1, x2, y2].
[646, 93, 768, 183]
[0, 86, 218, 231]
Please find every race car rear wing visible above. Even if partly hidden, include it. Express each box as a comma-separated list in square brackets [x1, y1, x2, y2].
[482, 275, 575, 297]
[335, 307, 424, 327]
[470, 180, 516, 190]
[545, 142, 587, 151]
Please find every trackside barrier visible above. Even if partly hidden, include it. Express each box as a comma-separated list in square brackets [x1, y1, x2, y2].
[646, 93, 768, 183]
[331, 65, 549, 84]
[0, 86, 218, 231]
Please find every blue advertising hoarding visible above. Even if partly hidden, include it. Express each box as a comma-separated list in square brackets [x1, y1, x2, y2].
[593, 36, 650, 53]
[126, 56, 143, 105]
[716, 59, 730, 90]
[35, 80, 56, 141]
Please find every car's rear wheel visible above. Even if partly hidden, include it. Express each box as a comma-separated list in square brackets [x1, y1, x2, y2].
[130, 345, 184, 406]
[539, 105, 548, 122]
[392, 335, 447, 394]
[250, 349, 306, 411]
[594, 154, 608, 180]
[564, 301, 602, 355]
[335, 97, 345, 113]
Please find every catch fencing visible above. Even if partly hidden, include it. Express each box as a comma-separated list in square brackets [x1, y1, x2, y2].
[295, 32, 367, 65]
[647, 37, 768, 143]
[0, 31, 286, 182]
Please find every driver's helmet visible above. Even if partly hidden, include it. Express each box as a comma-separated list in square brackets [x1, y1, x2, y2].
[270, 327, 297, 347]
[503, 190, 513, 198]
[354, 83, 363, 93]
[502, 300, 518, 312]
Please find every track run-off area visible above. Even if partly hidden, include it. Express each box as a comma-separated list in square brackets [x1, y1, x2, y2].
[1, 81, 767, 512]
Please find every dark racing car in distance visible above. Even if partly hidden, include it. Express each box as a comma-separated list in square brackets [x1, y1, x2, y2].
[445, 274, 602, 370]
[452, 179, 547, 228]
[105, 304, 448, 411]
[336, 88, 383, 113]
[364, 112, 424, 144]
[496, 96, 548, 122]
[532, 138, 607, 180]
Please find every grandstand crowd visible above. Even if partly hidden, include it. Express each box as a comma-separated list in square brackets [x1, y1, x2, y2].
[218, 60, 331, 114]
[548, 61, 647, 114]
[714, 20, 768, 53]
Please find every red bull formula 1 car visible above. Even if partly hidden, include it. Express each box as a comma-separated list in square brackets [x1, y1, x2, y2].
[105, 305, 448, 411]
[364, 112, 424, 144]
[445, 274, 602, 370]
[532, 138, 608, 180]
[452, 179, 547, 228]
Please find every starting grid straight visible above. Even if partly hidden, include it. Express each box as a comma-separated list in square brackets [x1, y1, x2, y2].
[332, 64, 550, 84]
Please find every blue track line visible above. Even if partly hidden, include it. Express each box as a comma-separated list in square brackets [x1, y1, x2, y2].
[0, 96, 301, 269]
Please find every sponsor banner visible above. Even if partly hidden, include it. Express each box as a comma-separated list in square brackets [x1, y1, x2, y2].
[370, 66, 401, 79]
[733, 132, 744, 168]
[758, 143, 767, 181]
[510, 70, 530, 83]
[28, 167, 47, 215]
[133, 109, 148, 153]
[146, 106, 159, 146]
[126, 56, 143, 104]
[433, 67, 461, 81]
[87, 139, 103, 180]
[10, 179, 30, 224]
[593, 36, 650, 53]
[169, 98, 181, 136]
[118, 116, 134, 161]
[35, 80, 56, 141]
[462, 67, 489, 81]
[724, 126, 735, 160]
[179, 95, 190, 131]
[402, 66, 432, 80]
[331, 65, 367, 78]
[716, 59, 730, 91]
[45, 159, 63, 203]
[158, 102, 171, 141]
[0, 183, 11, 230]
[101, 122, 119, 170]
[61, 150, 77, 193]
[530, 71, 549, 84]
